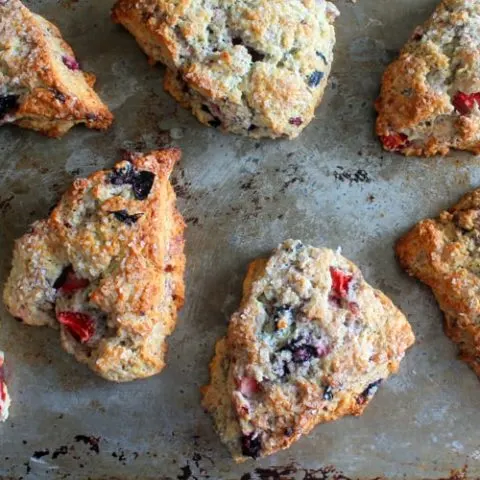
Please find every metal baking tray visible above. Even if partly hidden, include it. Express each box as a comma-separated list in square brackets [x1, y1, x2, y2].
[1, 0, 480, 478]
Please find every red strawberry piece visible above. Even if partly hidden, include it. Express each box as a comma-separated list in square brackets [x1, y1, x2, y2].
[238, 376, 260, 397]
[316, 343, 331, 358]
[452, 91, 480, 115]
[348, 302, 360, 316]
[62, 55, 80, 71]
[289, 117, 303, 127]
[56, 268, 89, 294]
[330, 267, 353, 299]
[380, 133, 410, 151]
[0, 381, 6, 402]
[57, 312, 95, 343]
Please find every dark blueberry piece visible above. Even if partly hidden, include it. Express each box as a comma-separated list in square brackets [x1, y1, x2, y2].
[208, 118, 222, 128]
[308, 71, 324, 87]
[86, 113, 98, 121]
[316, 51, 328, 64]
[53, 266, 71, 289]
[62, 55, 80, 71]
[110, 209, 144, 225]
[241, 433, 262, 458]
[245, 46, 265, 62]
[132, 171, 155, 200]
[110, 162, 134, 186]
[323, 385, 333, 401]
[232, 37, 243, 46]
[0, 95, 19, 117]
[284, 427, 294, 437]
[248, 124, 259, 132]
[291, 344, 317, 363]
[53, 90, 66, 103]
[362, 379, 382, 398]
[288, 117, 303, 127]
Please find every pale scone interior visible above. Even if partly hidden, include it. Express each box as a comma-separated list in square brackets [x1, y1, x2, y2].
[202, 240, 415, 462]
[3, 150, 185, 382]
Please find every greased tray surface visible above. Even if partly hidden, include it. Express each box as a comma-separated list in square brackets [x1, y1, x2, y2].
[1, 1, 480, 479]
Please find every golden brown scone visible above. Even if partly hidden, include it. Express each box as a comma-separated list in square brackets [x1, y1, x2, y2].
[3, 149, 185, 382]
[0, 352, 11, 422]
[376, 0, 480, 157]
[202, 240, 414, 462]
[112, 0, 339, 139]
[397, 189, 480, 377]
[0, 0, 113, 137]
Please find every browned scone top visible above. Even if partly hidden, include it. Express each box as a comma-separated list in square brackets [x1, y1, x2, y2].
[397, 189, 480, 377]
[3, 149, 185, 382]
[0, 0, 113, 137]
[376, 0, 480, 157]
[202, 240, 414, 462]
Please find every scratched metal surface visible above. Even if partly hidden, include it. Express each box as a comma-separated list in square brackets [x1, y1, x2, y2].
[1, 0, 480, 479]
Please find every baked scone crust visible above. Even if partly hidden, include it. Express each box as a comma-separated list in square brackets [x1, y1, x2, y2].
[112, 0, 338, 139]
[3, 149, 185, 382]
[397, 189, 480, 377]
[376, 0, 480, 156]
[0, 0, 113, 137]
[202, 240, 414, 462]
[0, 352, 10, 422]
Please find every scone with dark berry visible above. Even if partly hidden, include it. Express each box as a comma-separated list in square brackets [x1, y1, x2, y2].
[112, 0, 339, 139]
[397, 188, 480, 378]
[202, 240, 415, 462]
[376, 0, 480, 156]
[0, 352, 11, 422]
[3, 149, 185, 382]
[0, 0, 113, 137]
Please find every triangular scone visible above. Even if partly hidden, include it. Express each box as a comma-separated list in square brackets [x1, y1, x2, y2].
[3, 149, 185, 382]
[0, 0, 113, 137]
[376, 0, 480, 157]
[397, 188, 480, 378]
[202, 240, 414, 462]
[0, 352, 11, 422]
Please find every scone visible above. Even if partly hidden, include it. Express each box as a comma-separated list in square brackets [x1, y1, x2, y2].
[112, 0, 339, 139]
[0, 352, 11, 422]
[0, 0, 113, 137]
[202, 240, 414, 462]
[3, 149, 185, 382]
[397, 188, 480, 378]
[376, 0, 480, 156]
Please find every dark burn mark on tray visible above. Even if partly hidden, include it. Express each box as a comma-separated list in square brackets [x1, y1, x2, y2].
[32, 449, 50, 459]
[74, 435, 100, 454]
[109, 209, 144, 225]
[333, 166, 371, 184]
[52, 445, 69, 459]
[0, 94, 19, 117]
[109, 162, 155, 200]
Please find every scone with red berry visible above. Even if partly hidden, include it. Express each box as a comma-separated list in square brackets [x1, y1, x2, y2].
[202, 240, 414, 462]
[203, 240, 414, 461]
[0, 0, 113, 137]
[376, 0, 480, 156]
[397, 188, 480, 378]
[0, 352, 11, 422]
[112, 0, 338, 139]
[3, 149, 185, 382]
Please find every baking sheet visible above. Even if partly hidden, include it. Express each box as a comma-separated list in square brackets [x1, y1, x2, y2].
[1, 0, 480, 478]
